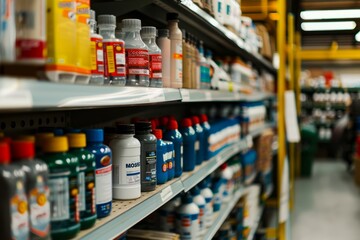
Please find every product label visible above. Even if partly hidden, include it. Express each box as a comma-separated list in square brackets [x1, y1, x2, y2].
[160, 210, 175, 232]
[174, 42, 183, 82]
[150, 54, 162, 79]
[145, 151, 157, 182]
[180, 145, 184, 168]
[204, 198, 214, 226]
[10, 180, 29, 240]
[103, 41, 126, 77]
[198, 205, 205, 230]
[16, 40, 46, 60]
[95, 164, 112, 204]
[91, 37, 104, 74]
[126, 48, 149, 76]
[176, 213, 199, 240]
[200, 64, 211, 85]
[113, 159, 140, 186]
[195, 141, 200, 151]
[85, 170, 96, 214]
[48, 176, 70, 221]
[217, 2, 222, 13]
[78, 170, 86, 211]
[29, 175, 50, 237]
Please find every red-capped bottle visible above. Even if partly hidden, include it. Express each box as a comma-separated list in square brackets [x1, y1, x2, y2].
[192, 116, 205, 165]
[199, 114, 211, 161]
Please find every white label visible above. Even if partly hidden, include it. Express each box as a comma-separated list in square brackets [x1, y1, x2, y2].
[175, 42, 183, 83]
[97, 49, 104, 62]
[181, 90, 190, 101]
[152, 73, 163, 78]
[160, 186, 173, 202]
[78, 172, 86, 211]
[195, 141, 200, 151]
[203, 199, 214, 227]
[205, 92, 212, 101]
[128, 69, 150, 75]
[95, 165, 112, 204]
[30, 186, 50, 236]
[49, 177, 70, 221]
[116, 53, 125, 65]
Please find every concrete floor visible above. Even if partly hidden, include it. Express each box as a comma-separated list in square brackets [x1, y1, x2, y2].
[292, 160, 360, 240]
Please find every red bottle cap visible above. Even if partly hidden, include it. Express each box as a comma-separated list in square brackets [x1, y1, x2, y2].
[169, 115, 176, 120]
[150, 119, 158, 131]
[160, 116, 169, 127]
[11, 140, 35, 160]
[167, 119, 178, 130]
[153, 129, 163, 139]
[220, 163, 227, 170]
[192, 116, 200, 125]
[181, 118, 192, 128]
[0, 137, 12, 145]
[200, 114, 208, 123]
[0, 142, 10, 164]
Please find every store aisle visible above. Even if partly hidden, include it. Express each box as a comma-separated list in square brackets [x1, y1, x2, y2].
[292, 160, 360, 240]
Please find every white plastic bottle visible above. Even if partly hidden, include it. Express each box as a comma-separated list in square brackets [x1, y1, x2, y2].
[176, 192, 200, 239]
[198, 180, 214, 228]
[89, 10, 105, 85]
[159, 197, 181, 232]
[167, 13, 183, 88]
[141, 26, 163, 88]
[218, 163, 234, 203]
[122, 19, 150, 87]
[110, 124, 141, 200]
[191, 186, 206, 237]
[98, 15, 126, 85]
[0, 0, 15, 62]
[157, 29, 171, 88]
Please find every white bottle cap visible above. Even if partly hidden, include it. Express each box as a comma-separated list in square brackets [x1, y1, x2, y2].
[141, 26, 157, 38]
[98, 14, 116, 26]
[122, 19, 141, 31]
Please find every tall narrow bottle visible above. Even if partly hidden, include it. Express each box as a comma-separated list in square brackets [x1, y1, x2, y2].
[157, 29, 171, 88]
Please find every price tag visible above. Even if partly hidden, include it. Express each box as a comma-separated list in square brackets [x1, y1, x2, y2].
[205, 92, 212, 101]
[160, 186, 173, 203]
[181, 90, 190, 101]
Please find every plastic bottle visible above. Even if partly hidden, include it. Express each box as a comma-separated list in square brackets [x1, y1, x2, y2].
[15, 0, 46, 63]
[164, 140, 175, 180]
[176, 192, 200, 239]
[160, 116, 169, 132]
[218, 163, 234, 203]
[212, 180, 222, 212]
[192, 116, 205, 165]
[213, 0, 224, 24]
[67, 133, 97, 229]
[141, 26, 163, 88]
[159, 197, 180, 232]
[11, 140, 50, 239]
[198, 179, 214, 228]
[157, 29, 171, 88]
[153, 129, 168, 184]
[182, 29, 191, 89]
[89, 10, 105, 85]
[191, 186, 206, 236]
[0, 0, 15, 62]
[83, 129, 112, 218]
[134, 122, 157, 192]
[110, 124, 141, 200]
[179, 118, 196, 172]
[163, 120, 183, 178]
[41, 136, 80, 239]
[194, 37, 201, 89]
[122, 19, 150, 87]
[199, 41, 211, 89]
[200, 114, 211, 161]
[0, 141, 30, 240]
[167, 13, 183, 88]
[98, 15, 126, 85]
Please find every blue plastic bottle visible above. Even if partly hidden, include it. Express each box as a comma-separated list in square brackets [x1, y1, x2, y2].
[200, 114, 211, 161]
[192, 116, 205, 165]
[212, 180, 222, 212]
[179, 118, 196, 172]
[83, 129, 112, 218]
[163, 119, 183, 178]
[164, 140, 175, 180]
[153, 129, 168, 184]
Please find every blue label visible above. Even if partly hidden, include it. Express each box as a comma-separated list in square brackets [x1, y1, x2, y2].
[200, 65, 210, 83]
[226, 5, 230, 15]
[218, 2, 222, 13]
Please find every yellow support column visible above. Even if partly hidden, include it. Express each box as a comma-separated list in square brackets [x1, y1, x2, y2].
[295, 32, 302, 178]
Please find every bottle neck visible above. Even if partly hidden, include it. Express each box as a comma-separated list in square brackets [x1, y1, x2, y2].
[142, 37, 156, 45]
[89, 20, 96, 34]
[123, 30, 142, 41]
[168, 20, 179, 29]
[99, 27, 116, 39]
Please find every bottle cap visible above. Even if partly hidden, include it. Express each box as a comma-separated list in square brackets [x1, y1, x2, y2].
[160, 116, 169, 127]
[150, 119, 158, 131]
[90, 10, 96, 20]
[153, 129, 163, 139]
[83, 129, 104, 143]
[181, 192, 193, 204]
[64, 128, 82, 134]
[67, 133, 86, 148]
[0, 142, 10, 164]
[116, 124, 135, 134]
[11, 140, 35, 160]
[98, 15, 116, 26]
[192, 116, 200, 125]
[53, 128, 64, 136]
[167, 12, 179, 21]
[205, 49, 213, 58]
[141, 26, 157, 37]
[220, 163, 227, 170]
[181, 118, 192, 128]
[35, 132, 54, 148]
[135, 121, 152, 132]
[167, 119, 178, 130]
[122, 19, 141, 30]
[158, 29, 169, 38]
[199, 114, 208, 123]
[42, 136, 68, 153]
[16, 135, 36, 142]
[190, 186, 201, 196]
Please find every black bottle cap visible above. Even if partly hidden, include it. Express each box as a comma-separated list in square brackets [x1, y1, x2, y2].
[135, 121, 152, 132]
[167, 12, 179, 21]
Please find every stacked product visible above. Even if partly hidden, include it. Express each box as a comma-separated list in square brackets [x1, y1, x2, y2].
[242, 185, 261, 239]
[240, 102, 267, 136]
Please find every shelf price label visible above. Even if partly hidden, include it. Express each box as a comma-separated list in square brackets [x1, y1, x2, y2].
[160, 186, 173, 203]
[181, 90, 190, 101]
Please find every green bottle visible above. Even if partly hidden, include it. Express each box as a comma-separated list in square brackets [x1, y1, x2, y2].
[42, 136, 80, 240]
[67, 133, 97, 229]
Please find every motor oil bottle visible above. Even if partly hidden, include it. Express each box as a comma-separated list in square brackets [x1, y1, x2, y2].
[163, 119, 183, 178]
[192, 116, 205, 165]
[175, 192, 200, 239]
[159, 197, 180, 232]
[179, 118, 196, 172]
[200, 114, 211, 161]
[41, 136, 80, 240]
[153, 129, 168, 184]
[198, 179, 214, 228]
[11, 140, 50, 240]
[164, 140, 175, 180]
[190, 186, 206, 237]
[156, 29, 171, 88]
[89, 10, 104, 84]
[67, 133, 97, 229]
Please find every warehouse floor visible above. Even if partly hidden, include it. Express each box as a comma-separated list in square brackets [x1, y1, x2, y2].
[292, 160, 360, 240]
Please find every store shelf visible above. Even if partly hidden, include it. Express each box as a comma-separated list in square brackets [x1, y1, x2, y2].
[301, 104, 347, 111]
[247, 206, 265, 240]
[203, 188, 245, 240]
[301, 87, 360, 93]
[249, 122, 276, 138]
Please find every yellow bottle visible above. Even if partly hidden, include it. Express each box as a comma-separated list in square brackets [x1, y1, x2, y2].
[46, 0, 77, 82]
[74, 0, 91, 84]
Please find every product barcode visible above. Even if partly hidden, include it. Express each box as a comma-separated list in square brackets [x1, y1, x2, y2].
[117, 67, 126, 74]
[106, 46, 115, 73]
[97, 49, 104, 62]
[128, 69, 149, 76]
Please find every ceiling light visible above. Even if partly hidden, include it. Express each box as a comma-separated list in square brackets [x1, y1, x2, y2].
[301, 21, 356, 31]
[356, 31, 360, 42]
[301, 9, 360, 20]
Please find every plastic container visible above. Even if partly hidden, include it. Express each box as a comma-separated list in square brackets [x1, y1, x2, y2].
[200, 114, 211, 161]
[159, 197, 180, 232]
[198, 179, 214, 228]
[218, 163, 234, 203]
[182, 30, 192, 89]
[98, 15, 126, 85]
[164, 140, 175, 180]
[192, 116, 205, 165]
[83, 129, 112, 218]
[163, 120, 183, 178]
[179, 118, 196, 172]
[213, 0, 224, 24]
[11, 140, 50, 239]
[134, 122, 157, 192]
[141, 26, 163, 88]
[176, 192, 200, 239]
[122, 19, 150, 87]
[157, 29, 171, 88]
[199, 41, 211, 89]
[67, 133, 97, 229]
[153, 129, 168, 184]
[89, 10, 105, 85]
[41, 136, 80, 240]
[212, 180, 222, 212]
[0, 142, 30, 240]
[191, 186, 206, 236]
[110, 124, 141, 199]
[167, 13, 183, 88]
[0, 0, 15, 62]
